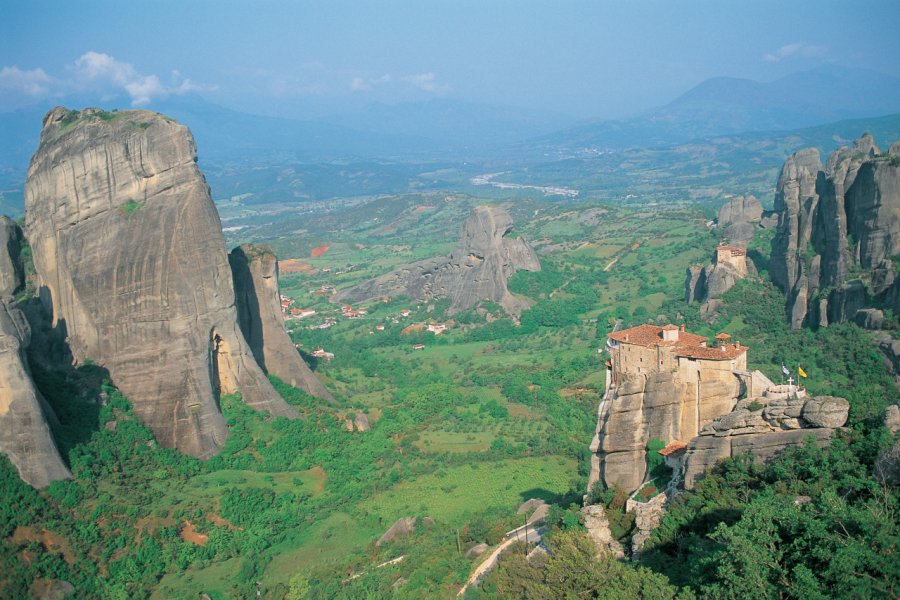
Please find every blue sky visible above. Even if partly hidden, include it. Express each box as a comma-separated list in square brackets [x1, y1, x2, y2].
[3, 0, 899, 118]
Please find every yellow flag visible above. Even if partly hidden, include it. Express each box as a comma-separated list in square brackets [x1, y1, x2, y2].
[798, 366, 808, 378]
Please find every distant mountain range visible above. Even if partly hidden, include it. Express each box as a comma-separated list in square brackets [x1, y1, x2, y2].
[1, 64, 899, 215]
[528, 65, 900, 154]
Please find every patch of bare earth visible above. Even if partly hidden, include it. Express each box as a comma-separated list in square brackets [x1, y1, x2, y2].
[9, 526, 76, 565]
[308, 466, 327, 494]
[279, 259, 316, 274]
[180, 520, 208, 546]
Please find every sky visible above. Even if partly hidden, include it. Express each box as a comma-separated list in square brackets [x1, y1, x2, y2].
[2, 0, 900, 120]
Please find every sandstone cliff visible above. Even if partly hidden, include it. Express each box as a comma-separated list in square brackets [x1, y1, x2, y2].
[24, 107, 298, 459]
[0, 298, 71, 487]
[681, 392, 848, 488]
[592, 369, 742, 494]
[336, 206, 540, 315]
[229, 244, 334, 402]
[718, 195, 763, 228]
[0, 217, 24, 297]
[685, 244, 757, 305]
[769, 134, 900, 328]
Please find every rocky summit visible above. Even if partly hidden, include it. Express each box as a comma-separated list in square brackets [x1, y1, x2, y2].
[24, 107, 299, 459]
[337, 205, 541, 315]
[769, 134, 900, 328]
[229, 244, 334, 403]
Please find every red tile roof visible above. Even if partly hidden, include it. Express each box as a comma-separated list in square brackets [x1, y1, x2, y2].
[608, 324, 747, 361]
[659, 441, 688, 456]
[717, 244, 747, 257]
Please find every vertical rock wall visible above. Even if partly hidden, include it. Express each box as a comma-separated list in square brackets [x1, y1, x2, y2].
[0, 299, 70, 487]
[24, 107, 297, 459]
[770, 134, 900, 328]
[229, 244, 334, 402]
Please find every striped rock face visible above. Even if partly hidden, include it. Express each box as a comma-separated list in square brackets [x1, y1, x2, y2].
[25, 107, 298, 459]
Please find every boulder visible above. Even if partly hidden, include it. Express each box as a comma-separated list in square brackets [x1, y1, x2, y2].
[353, 411, 371, 432]
[376, 517, 417, 547]
[24, 107, 297, 459]
[229, 244, 334, 403]
[465, 542, 489, 559]
[682, 395, 847, 489]
[854, 308, 884, 330]
[517, 498, 546, 515]
[801, 396, 850, 428]
[337, 206, 540, 316]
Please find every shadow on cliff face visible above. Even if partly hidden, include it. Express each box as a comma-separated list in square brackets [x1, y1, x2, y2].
[18, 296, 106, 464]
[746, 248, 768, 277]
[297, 349, 322, 372]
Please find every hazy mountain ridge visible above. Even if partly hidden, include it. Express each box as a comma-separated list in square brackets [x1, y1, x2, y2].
[531, 66, 900, 153]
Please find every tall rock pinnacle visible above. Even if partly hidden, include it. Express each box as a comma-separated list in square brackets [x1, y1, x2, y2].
[769, 134, 900, 328]
[229, 244, 334, 403]
[24, 107, 298, 459]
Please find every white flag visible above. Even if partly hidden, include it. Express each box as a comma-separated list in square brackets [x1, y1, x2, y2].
[781, 362, 790, 376]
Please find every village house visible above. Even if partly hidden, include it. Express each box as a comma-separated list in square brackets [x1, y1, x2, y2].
[311, 347, 335, 359]
[375, 324, 385, 331]
[658, 440, 688, 472]
[412, 344, 425, 350]
[399, 309, 412, 318]
[311, 318, 336, 330]
[426, 322, 448, 335]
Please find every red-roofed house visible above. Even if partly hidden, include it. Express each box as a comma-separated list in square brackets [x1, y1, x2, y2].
[606, 323, 747, 386]
[604, 323, 749, 441]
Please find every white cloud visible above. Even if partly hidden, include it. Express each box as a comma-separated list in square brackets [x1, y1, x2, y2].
[763, 43, 826, 63]
[402, 72, 446, 93]
[0, 66, 54, 96]
[70, 51, 209, 106]
[350, 71, 448, 95]
[350, 73, 392, 92]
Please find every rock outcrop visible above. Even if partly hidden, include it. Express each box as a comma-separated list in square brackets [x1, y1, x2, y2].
[685, 244, 757, 304]
[580, 504, 625, 558]
[0, 217, 24, 297]
[718, 195, 763, 227]
[597, 369, 742, 494]
[229, 244, 334, 402]
[681, 392, 848, 488]
[0, 298, 70, 488]
[769, 134, 900, 328]
[24, 107, 297, 459]
[376, 517, 417, 547]
[627, 492, 666, 556]
[336, 206, 540, 315]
